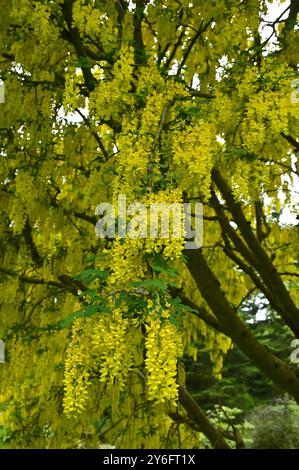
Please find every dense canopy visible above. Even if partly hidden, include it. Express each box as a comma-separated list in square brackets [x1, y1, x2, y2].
[0, 0, 298, 449]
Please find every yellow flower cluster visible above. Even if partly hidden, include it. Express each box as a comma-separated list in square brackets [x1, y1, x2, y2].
[145, 317, 183, 403]
[136, 57, 165, 94]
[208, 5, 251, 55]
[140, 91, 170, 140]
[0, 330, 70, 444]
[112, 132, 149, 200]
[89, 46, 135, 122]
[172, 121, 215, 199]
[206, 331, 232, 380]
[235, 61, 298, 152]
[72, 0, 102, 36]
[0, 277, 20, 304]
[231, 158, 270, 201]
[11, 1, 59, 47]
[63, 319, 91, 417]
[236, 66, 260, 98]
[242, 90, 290, 152]
[11, 170, 40, 233]
[7, 1, 61, 86]
[92, 308, 132, 390]
[144, 188, 185, 260]
[63, 68, 85, 112]
[108, 238, 146, 289]
[213, 90, 240, 135]
[73, 0, 118, 51]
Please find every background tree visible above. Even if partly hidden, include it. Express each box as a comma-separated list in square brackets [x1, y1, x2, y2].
[0, 0, 298, 449]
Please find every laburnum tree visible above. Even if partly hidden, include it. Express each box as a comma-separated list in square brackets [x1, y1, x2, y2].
[0, 0, 298, 449]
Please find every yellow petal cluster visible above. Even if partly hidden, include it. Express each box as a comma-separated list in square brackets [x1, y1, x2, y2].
[145, 317, 183, 403]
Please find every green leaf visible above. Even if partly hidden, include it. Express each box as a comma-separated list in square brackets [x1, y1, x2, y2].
[130, 279, 167, 292]
[73, 268, 108, 285]
[169, 296, 198, 316]
[76, 56, 92, 69]
[57, 302, 110, 329]
[85, 254, 96, 264]
[146, 253, 179, 278]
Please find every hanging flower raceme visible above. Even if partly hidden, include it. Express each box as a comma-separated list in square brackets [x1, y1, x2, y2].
[145, 312, 183, 404]
[171, 120, 215, 199]
[63, 319, 92, 418]
[92, 307, 133, 390]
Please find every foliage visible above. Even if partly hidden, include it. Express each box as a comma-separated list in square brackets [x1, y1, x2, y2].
[187, 301, 295, 414]
[248, 397, 299, 449]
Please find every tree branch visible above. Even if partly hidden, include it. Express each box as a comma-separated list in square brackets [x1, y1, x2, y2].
[185, 247, 299, 402]
[178, 385, 230, 448]
[212, 167, 299, 336]
[170, 287, 223, 333]
[177, 20, 212, 75]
